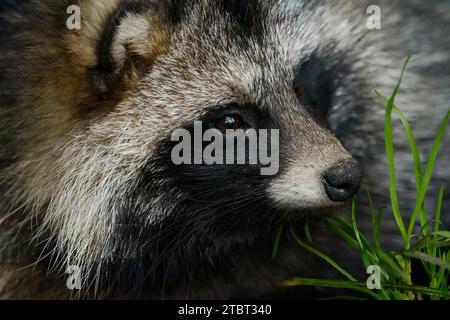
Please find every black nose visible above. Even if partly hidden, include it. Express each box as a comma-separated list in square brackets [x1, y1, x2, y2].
[322, 160, 362, 202]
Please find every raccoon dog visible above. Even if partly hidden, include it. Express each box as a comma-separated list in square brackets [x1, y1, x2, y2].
[0, 0, 449, 298]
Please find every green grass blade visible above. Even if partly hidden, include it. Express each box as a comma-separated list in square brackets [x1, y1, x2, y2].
[437, 231, 450, 239]
[376, 91, 428, 235]
[403, 251, 450, 271]
[329, 215, 376, 250]
[304, 221, 313, 243]
[375, 93, 424, 192]
[282, 278, 445, 299]
[272, 224, 284, 260]
[432, 187, 445, 268]
[381, 283, 444, 297]
[379, 56, 412, 245]
[282, 278, 383, 300]
[325, 219, 380, 264]
[325, 221, 360, 249]
[290, 229, 356, 281]
[374, 249, 409, 282]
[436, 252, 449, 291]
[366, 190, 380, 249]
[375, 206, 386, 250]
[350, 196, 364, 251]
[407, 111, 450, 240]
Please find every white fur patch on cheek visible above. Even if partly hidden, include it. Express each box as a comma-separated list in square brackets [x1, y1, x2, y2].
[266, 165, 334, 210]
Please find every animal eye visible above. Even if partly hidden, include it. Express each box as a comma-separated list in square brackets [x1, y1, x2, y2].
[214, 114, 248, 134]
[294, 83, 304, 98]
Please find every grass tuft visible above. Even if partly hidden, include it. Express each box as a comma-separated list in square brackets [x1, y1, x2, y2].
[277, 57, 450, 300]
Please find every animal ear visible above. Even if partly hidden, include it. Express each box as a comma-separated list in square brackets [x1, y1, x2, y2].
[88, 10, 171, 99]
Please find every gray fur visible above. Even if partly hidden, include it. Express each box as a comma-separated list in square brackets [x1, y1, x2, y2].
[0, 0, 449, 298]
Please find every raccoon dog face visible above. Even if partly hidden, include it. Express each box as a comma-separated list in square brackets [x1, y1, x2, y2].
[3, 0, 365, 296]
